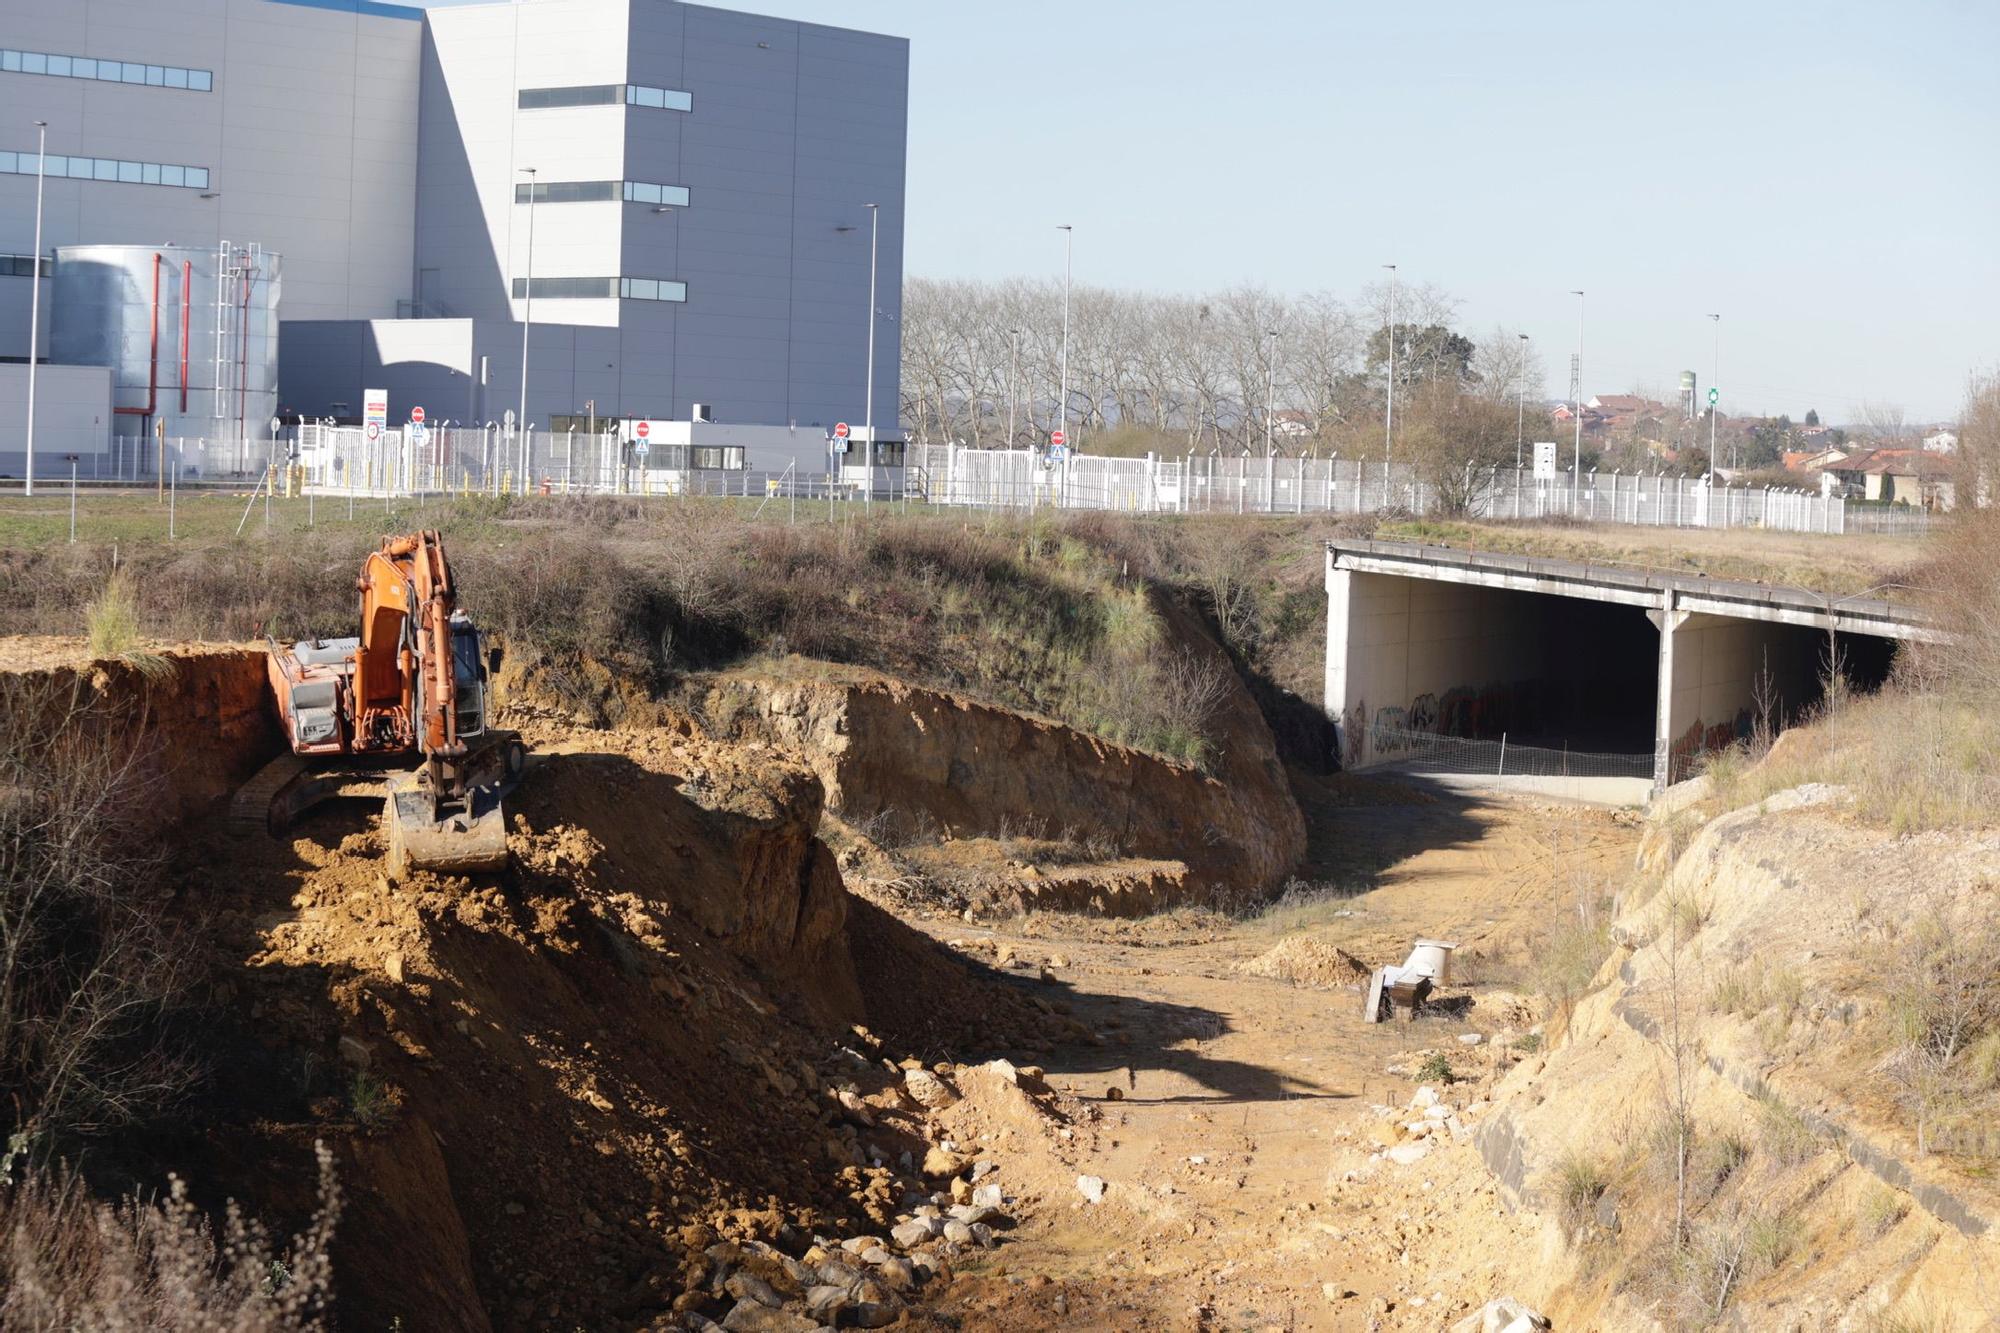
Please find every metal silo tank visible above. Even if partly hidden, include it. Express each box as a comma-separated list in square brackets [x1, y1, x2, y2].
[52, 242, 283, 473]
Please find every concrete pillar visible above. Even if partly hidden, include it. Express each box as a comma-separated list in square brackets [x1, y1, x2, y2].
[1325, 554, 1354, 761]
[1649, 591, 1688, 793]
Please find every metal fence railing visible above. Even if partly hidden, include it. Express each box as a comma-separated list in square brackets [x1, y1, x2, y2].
[913, 445, 1870, 536]
[1363, 726, 1656, 781]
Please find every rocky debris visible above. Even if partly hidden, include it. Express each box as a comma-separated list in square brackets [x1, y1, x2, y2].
[1077, 1175, 1107, 1204]
[1450, 1295, 1550, 1333]
[903, 1067, 959, 1110]
[1369, 1081, 1495, 1163]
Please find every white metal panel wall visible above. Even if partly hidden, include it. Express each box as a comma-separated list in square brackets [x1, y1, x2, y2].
[0, 0, 421, 364]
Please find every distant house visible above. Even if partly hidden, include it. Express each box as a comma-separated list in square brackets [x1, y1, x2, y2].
[1267, 409, 1314, 440]
[1785, 446, 1849, 473]
[1923, 429, 1959, 453]
[1826, 449, 1956, 508]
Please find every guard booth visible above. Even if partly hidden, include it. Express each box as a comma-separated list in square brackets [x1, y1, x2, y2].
[836, 425, 906, 498]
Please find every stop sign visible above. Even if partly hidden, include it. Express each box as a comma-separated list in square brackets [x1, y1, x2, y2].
[834, 422, 850, 440]
[1050, 429, 1067, 447]
[411, 405, 425, 424]
[635, 420, 650, 439]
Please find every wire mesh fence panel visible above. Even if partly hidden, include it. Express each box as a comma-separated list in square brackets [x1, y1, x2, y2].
[909, 444, 1855, 534]
[1362, 727, 1654, 781]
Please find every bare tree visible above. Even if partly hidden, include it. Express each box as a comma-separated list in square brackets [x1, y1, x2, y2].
[1856, 400, 1913, 446]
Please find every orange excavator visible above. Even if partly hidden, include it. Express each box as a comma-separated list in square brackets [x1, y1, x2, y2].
[244, 530, 525, 878]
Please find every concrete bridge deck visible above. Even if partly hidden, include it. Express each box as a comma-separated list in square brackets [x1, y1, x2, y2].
[1325, 540, 1932, 792]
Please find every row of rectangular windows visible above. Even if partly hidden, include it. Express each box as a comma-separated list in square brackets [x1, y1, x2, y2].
[0, 151, 210, 190]
[517, 84, 692, 112]
[512, 180, 691, 207]
[510, 276, 689, 302]
[0, 253, 51, 278]
[1, 48, 213, 90]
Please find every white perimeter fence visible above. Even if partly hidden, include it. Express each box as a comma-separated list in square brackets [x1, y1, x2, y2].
[63, 429, 1944, 539]
[911, 445, 1950, 537]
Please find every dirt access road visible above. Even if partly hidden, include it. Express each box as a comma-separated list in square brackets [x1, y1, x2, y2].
[904, 773, 1641, 1331]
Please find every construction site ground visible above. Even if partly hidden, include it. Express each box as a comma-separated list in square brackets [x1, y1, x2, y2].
[892, 772, 1641, 1331]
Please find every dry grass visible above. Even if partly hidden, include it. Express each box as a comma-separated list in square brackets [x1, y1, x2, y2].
[0, 1145, 341, 1331]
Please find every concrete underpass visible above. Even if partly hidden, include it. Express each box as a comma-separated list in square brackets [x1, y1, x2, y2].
[1323, 540, 1925, 794]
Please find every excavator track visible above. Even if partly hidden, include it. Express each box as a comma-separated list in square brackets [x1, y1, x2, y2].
[228, 753, 310, 837]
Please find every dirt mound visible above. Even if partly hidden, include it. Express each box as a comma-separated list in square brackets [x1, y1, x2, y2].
[1239, 932, 1374, 988]
[156, 717, 1089, 1330]
[690, 663, 1304, 909]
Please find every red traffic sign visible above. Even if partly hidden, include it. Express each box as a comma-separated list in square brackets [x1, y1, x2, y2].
[1050, 429, 1067, 447]
[410, 405, 426, 424]
[834, 421, 850, 440]
[365, 423, 381, 442]
[635, 420, 651, 439]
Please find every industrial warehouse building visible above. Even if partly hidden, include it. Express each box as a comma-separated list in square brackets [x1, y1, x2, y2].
[0, 0, 908, 479]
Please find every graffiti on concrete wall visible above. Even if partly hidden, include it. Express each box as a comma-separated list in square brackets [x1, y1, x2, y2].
[1669, 708, 1755, 783]
[1341, 698, 1369, 768]
[1350, 678, 1562, 769]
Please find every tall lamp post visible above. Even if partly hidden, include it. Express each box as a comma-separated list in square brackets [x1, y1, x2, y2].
[863, 201, 879, 509]
[25, 119, 48, 496]
[1264, 329, 1279, 457]
[1515, 332, 1529, 468]
[516, 166, 537, 495]
[1057, 225, 1073, 450]
[1006, 327, 1020, 447]
[1707, 312, 1721, 467]
[1570, 290, 1585, 490]
[1382, 263, 1397, 461]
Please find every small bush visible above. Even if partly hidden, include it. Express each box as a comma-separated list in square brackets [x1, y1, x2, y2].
[1532, 913, 1614, 1019]
[1415, 1052, 1457, 1085]
[1551, 1151, 1607, 1239]
[1859, 1183, 1907, 1238]
[1696, 1129, 1752, 1193]
[84, 569, 143, 657]
[1756, 1091, 1821, 1167]
[1744, 1211, 1801, 1275]
[1512, 1032, 1543, 1054]
[348, 1072, 395, 1132]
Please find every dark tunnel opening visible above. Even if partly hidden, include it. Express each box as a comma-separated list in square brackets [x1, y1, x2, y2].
[1331, 566, 1908, 783]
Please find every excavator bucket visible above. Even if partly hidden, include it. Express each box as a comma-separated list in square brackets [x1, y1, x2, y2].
[382, 773, 509, 879]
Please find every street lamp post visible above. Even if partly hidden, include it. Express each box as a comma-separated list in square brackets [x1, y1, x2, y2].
[25, 120, 48, 496]
[1264, 330, 1279, 457]
[1382, 263, 1397, 461]
[1570, 290, 1585, 491]
[1707, 313, 1721, 468]
[863, 202, 879, 510]
[1515, 332, 1529, 469]
[517, 167, 537, 496]
[1006, 327, 1020, 447]
[1057, 225, 1073, 450]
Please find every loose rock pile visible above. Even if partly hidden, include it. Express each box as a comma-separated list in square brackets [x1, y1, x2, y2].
[1363, 1084, 1492, 1168]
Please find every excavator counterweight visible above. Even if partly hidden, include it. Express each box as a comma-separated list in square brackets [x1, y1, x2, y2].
[250, 530, 526, 878]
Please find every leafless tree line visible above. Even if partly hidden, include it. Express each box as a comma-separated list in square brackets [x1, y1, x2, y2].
[900, 276, 1546, 455]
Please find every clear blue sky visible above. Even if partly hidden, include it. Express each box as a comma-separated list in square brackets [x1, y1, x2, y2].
[434, 0, 2000, 421]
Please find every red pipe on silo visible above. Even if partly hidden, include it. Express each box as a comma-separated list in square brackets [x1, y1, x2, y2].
[115, 252, 163, 421]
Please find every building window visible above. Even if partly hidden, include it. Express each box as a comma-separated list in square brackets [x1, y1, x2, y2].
[624, 85, 693, 111]
[517, 84, 622, 109]
[0, 253, 51, 278]
[512, 276, 618, 299]
[618, 277, 688, 303]
[622, 181, 691, 207]
[514, 180, 621, 203]
[1, 47, 212, 91]
[1, 150, 208, 190]
[519, 83, 691, 112]
[512, 180, 690, 207]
